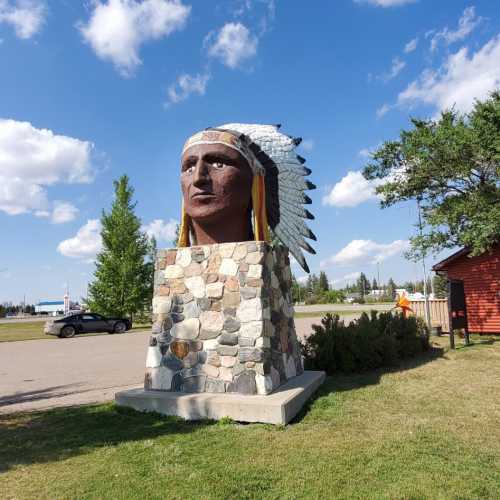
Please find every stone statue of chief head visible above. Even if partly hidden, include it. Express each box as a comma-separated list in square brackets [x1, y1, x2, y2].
[178, 124, 317, 273]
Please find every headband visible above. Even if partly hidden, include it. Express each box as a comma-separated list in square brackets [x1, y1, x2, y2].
[182, 129, 265, 176]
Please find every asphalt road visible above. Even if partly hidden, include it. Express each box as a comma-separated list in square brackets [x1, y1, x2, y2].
[0, 318, 321, 414]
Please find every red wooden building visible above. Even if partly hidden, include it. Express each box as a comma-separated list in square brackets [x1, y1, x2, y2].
[433, 246, 500, 334]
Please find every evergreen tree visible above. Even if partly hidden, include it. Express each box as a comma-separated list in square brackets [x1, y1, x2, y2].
[318, 271, 329, 292]
[291, 275, 305, 303]
[306, 275, 313, 296]
[145, 235, 157, 310]
[372, 278, 378, 291]
[356, 272, 370, 296]
[387, 278, 397, 300]
[173, 223, 180, 247]
[433, 273, 448, 299]
[88, 175, 151, 318]
[310, 274, 320, 296]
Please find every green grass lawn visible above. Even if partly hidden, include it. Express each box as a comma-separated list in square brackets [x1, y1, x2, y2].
[1, 336, 499, 499]
[0, 321, 152, 342]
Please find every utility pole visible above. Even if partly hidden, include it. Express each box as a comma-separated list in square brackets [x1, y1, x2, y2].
[417, 199, 432, 332]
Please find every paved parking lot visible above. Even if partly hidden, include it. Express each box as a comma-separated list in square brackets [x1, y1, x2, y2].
[0, 318, 320, 414]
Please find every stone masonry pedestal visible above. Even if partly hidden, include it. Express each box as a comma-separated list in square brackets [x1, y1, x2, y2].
[116, 241, 325, 422]
[146, 241, 303, 395]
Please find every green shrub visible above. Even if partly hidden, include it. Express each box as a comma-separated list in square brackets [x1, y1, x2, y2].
[302, 311, 430, 374]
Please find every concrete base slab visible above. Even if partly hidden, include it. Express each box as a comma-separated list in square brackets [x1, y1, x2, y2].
[115, 370, 325, 425]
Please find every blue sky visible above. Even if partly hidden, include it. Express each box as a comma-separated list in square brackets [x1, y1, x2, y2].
[0, 0, 499, 304]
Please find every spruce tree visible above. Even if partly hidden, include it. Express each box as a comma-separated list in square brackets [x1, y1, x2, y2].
[318, 271, 329, 292]
[145, 235, 157, 312]
[387, 278, 397, 300]
[433, 273, 448, 299]
[88, 175, 150, 318]
[356, 272, 370, 296]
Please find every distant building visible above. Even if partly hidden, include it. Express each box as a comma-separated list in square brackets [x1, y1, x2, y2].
[345, 292, 362, 303]
[369, 289, 385, 296]
[35, 301, 64, 316]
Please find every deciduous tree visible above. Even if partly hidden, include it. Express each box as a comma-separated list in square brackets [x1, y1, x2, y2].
[363, 92, 500, 259]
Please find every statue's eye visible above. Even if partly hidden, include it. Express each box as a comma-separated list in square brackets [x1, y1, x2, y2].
[182, 162, 195, 174]
[212, 161, 225, 169]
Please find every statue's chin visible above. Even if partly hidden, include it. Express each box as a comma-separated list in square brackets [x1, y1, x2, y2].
[185, 196, 242, 222]
[186, 205, 229, 225]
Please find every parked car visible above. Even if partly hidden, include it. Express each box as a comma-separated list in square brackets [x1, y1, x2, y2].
[44, 313, 132, 338]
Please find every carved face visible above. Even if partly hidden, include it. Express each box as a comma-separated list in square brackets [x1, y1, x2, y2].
[181, 143, 253, 224]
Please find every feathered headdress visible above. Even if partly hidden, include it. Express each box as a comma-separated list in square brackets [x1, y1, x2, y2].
[179, 123, 316, 272]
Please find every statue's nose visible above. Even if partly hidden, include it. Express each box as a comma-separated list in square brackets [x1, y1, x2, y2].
[192, 159, 210, 186]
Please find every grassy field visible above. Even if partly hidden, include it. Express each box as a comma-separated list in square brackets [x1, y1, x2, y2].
[0, 321, 152, 342]
[1, 336, 499, 499]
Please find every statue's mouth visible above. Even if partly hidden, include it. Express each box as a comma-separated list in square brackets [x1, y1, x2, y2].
[192, 191, 215, 198]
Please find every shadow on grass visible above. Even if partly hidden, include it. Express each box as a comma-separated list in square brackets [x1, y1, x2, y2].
[0, 401, 215, 473]
[292, 344, 445, 424]
[0, 384, 87, 408]
[455, 336, 500, 350]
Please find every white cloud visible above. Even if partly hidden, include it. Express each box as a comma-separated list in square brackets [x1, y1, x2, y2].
[51, 201, 79, 224]
[79, 0, 191, 77]
[57, 219, 103, 261]
[232, 0, 275, 35]
[376, 103, 391, 118]
[430, 6, 482, 52]
[0, 0, 46, 39]
[322, 239, 409, 267]
[355, 0, 417, 7]
[166, 72, 210, 105]
[301, 139, 314, 152]
[322, 170, 383, 208]
[206, 22, 258, 68]
[34, 209, 50, 218]
[0, 118, 94, 216]
[232, 0, 252, 17]
[379, 57, 406, 82]
[404, 37, 418, 53]
[398, 36, 500, 115]
[296, 275, 308, 284]
[330, 271, 361, 284]
[142, 218, 178, 243]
